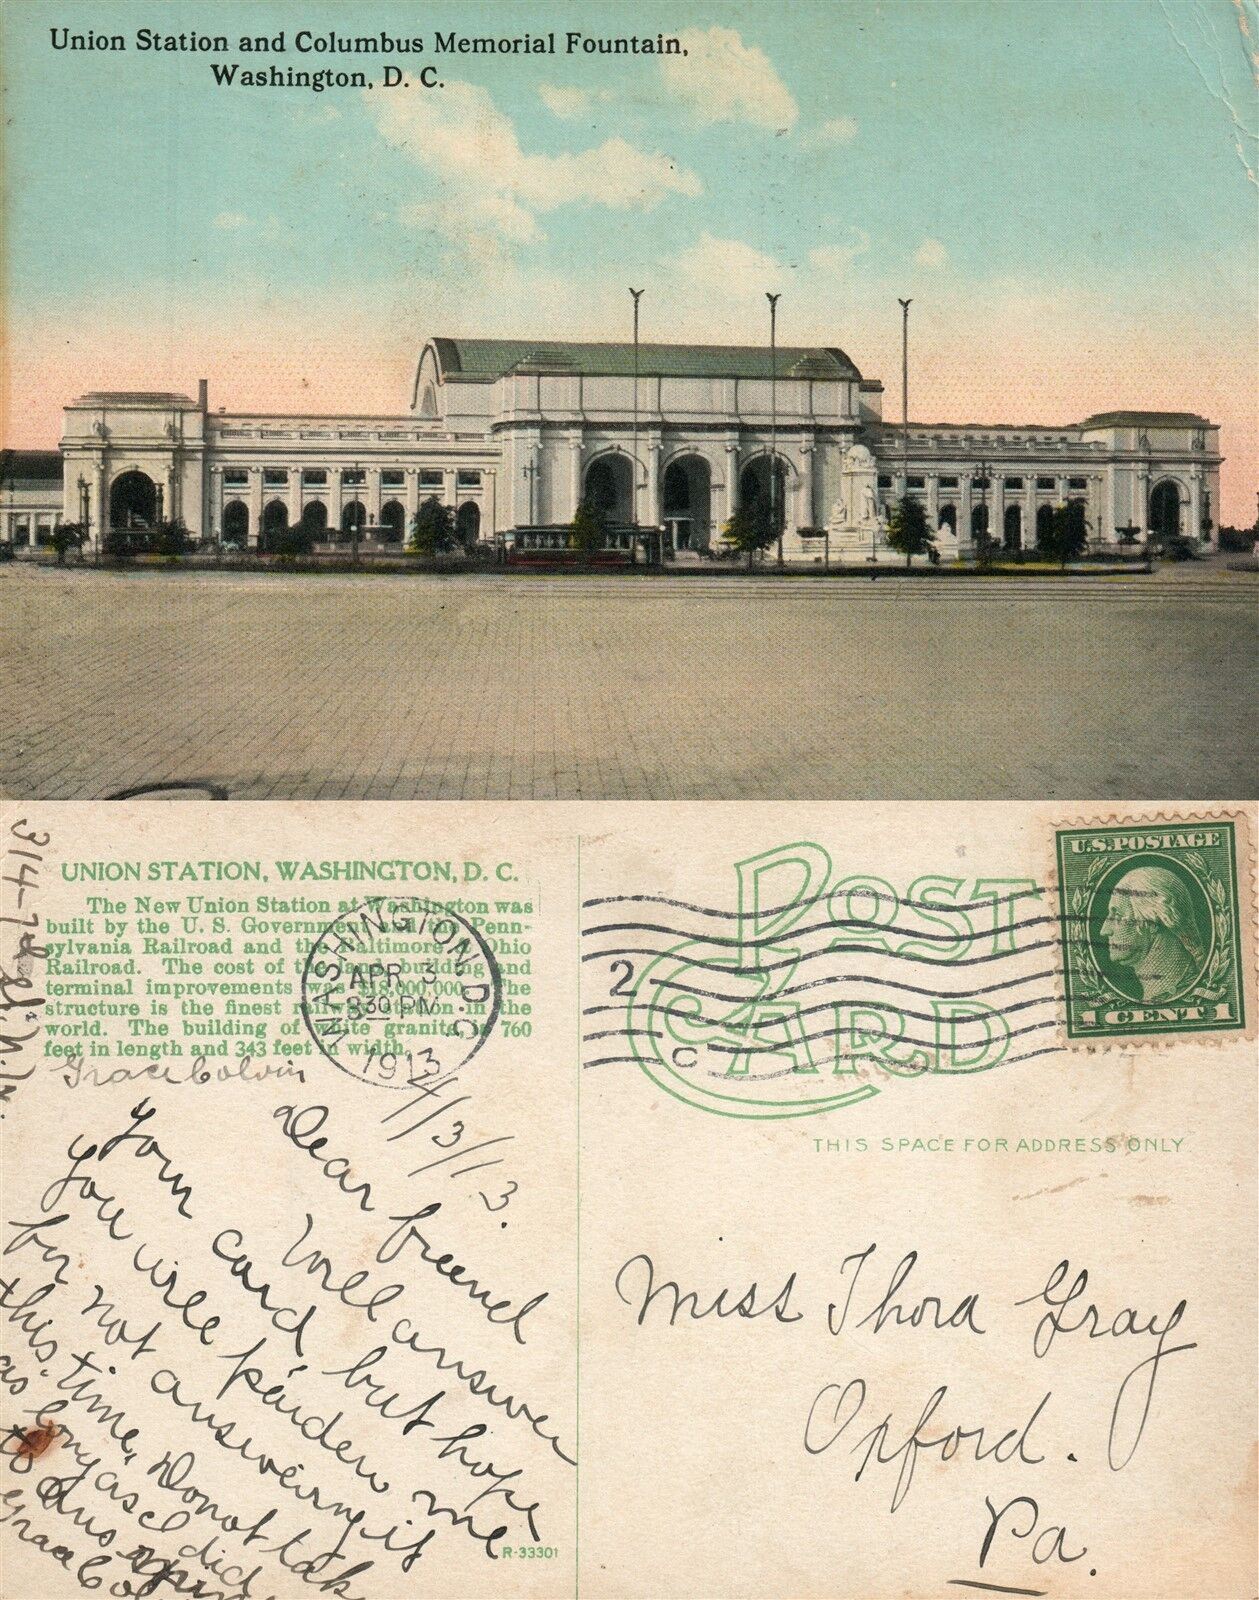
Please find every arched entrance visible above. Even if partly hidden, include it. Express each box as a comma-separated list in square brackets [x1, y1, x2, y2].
[380, 500, 405, 543]
[223, 500, 249, 546]
[261, 500, 288, 552]
[584, 454, 634, 524]
[456, 502, 481, 546]
[1066, 498, 1088, 546]
[341, 499, 367, 539]
[1149, 480, 1181, 543]
[301, 501, 328, 541]
[1036, 504, 1055, 547]
[662, 455, 712, 551]
[1003, 504, 1022, 551]
[739, 454, 789, 537]
[110, 469, 157, 530]
[970, 502, 989, 544]
[938, 503, 956, 535]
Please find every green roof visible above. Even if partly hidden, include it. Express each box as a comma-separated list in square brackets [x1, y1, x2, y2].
[1080, 411, 1211, 429]
[429, 337, 861, 383]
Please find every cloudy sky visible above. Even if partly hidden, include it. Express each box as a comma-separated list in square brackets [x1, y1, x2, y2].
[3, 0, 1255, 520]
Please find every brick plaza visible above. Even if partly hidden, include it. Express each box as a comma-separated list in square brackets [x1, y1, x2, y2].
[3, 564, 1256, 801]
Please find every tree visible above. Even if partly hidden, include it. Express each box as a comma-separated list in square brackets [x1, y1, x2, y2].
[885, 496, 937, 569]
[150, 519, 191, 558]
[721, 499, 776, 572]
[275, 520, 313, 558]
[49, 522, 86, 565]
[1036, 503, 1088, 570]
[409, 496, 455, 558]
[567, 498, 606, 565]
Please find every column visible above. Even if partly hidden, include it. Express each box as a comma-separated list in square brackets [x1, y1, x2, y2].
[1136, 466, 1149, 538]
[286, 471, 301, 530]
[1103, 465, 1115, 544]
[959, 475, 973, 552]
[405, 468, 420, 522]
[249, 468, 264, 548]
[1189, 473, 1202, 544]
[368, 468, 383, 528]
[645, 439, 661, 530]
[926, 475, 939, 530]
[798, 444, 815, 532]
[990, 477, 1005, 551]
[724, 442, 739, 526]
[1024, 479, 1035, 552]
[330, 468, 344, 535]
[442, 468, 457, 508]
[568, 435, 582, 521]
[94, 461, 107, 550]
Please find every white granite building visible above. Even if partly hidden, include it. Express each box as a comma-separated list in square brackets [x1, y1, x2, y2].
[1, 337, 1224, 560]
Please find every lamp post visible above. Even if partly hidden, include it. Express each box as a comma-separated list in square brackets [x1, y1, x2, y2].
[974, 457, 993, 564]
[629, 287, 644, 542]
[767, 291, 781, 569]
[898, 299, 912, 500]
[77, 476, 93, 564]
[350, 462, 361, 567]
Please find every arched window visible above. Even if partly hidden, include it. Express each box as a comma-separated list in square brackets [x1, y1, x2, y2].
[938, 503, 956, 534]
[1003, 504, 1022, 551]
[109, 469, 157, 530]
[1149, 480, 1181, 543]
[456, 501, 481, 545]
[222, 500, 249, 545]
[301, 501, 328, 540]
[261, 499, 288, 553]
[739, 454, 789, 535]
[663, 455, 713, 549]
[341, 499, 367, 537]
[380, 500, 405, 543]
[1036, 504, 1055, 546]
[584, 455, 634, 524]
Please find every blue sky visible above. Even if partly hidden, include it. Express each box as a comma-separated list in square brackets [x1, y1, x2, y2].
[4, 0, 1256, 516]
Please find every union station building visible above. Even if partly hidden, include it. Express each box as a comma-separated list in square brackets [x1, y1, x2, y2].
[1, 335, 1224, 561]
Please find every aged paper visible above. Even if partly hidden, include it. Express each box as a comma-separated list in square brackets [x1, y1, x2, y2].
[2, 802, 1255, 1598]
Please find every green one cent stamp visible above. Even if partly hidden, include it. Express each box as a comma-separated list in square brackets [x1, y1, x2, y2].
[1056, 818, 1249, 1041]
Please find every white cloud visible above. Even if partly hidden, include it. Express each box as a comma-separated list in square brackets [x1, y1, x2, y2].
[914, 237, 950, 269]
[365, 80, 700, 246]
[539, 84, 594, 120]
[661, 28, 798, 129]
[213, 212, 248, 230]
[808, 116, 859, 146]
[808, 230, 871, 276]
[672, 232, 786, 297]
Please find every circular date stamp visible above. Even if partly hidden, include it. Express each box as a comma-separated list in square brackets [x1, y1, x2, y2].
[300, 896, 502, 1089]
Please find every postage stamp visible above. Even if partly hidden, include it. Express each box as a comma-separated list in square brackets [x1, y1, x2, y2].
[1055, 814, 1254, 1044]
[301, 896, 502, 1089]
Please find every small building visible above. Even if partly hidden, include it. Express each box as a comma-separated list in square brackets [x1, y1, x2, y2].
[0, 450, 65, 548]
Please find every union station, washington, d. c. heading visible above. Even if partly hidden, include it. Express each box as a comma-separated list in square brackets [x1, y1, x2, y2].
[2, 334, 1224, 562]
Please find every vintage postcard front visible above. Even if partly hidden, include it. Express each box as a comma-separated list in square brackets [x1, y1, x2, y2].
[2, 801, 1255, 1597]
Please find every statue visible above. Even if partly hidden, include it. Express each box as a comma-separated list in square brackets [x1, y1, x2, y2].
[860, 480, 878, 527]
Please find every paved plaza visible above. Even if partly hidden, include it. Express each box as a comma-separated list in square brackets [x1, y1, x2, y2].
[3, 563, 1256, 801]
